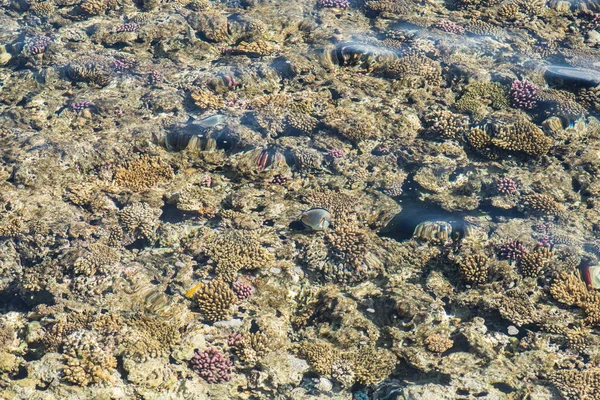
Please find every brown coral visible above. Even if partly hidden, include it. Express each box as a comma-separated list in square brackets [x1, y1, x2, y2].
[192, 279, 237, 322]
[521, 194, 565, 216]
[424, 333, 453, 353]
[204, 230, 274, 282]
[296, 340, 336, 374]
[381, 55, 443, 88]
[191, 90, 222, 110]
[491, 121, 552, 155]
[519, 247, 553, 277]
[425, 110, 469, 139]
[62, 330, 117, 386]
[323, 108, 381, 143]
[67, 56, 113, 87]
[458, 253, 489, 284]
[113, 155, 173, 192]
[498, 289, 538, 326]
[118, 202, 161, 241]
[552, 368, 600, 400]
[467, 127, 492, 149]
[81, 0, 106, 15]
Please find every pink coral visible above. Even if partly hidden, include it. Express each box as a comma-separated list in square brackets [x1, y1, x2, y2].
[317, 0, 350, 8]
[434, 20, 465, 34]
[190, 348, 234, 383]
[496, 177, 518, 195]
[327, 149, 345, 159]
[498, 241, 528, 261]
[510, 79, 538, 110]
[232, 281, 254, 301]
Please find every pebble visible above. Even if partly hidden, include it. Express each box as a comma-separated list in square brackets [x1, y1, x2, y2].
[507, 325, 519, 336]
[213, 318, 243, 329]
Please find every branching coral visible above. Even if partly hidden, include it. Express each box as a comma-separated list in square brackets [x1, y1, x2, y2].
[62, 330, 117, 386]
[381, 55, 443, 88]
[118, 202, 161, 241]
[424, 110, 469, 139]
[521, 194, 565, 216]
[190, 347, 234, 383]
[519, 247, 552, 277]
[204, 230, 273, 282]
[67, 56, 113, 87]
[113, 155, 173, 192]
[458, 253, 489, 284]
[491, 121, 553, 155]
[192, 279, 237, 322]
[455, 82, 509, 120]
[552, 368, 600, 400]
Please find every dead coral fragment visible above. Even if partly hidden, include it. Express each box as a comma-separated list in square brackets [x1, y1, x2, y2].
[113, 155, 173, 192]
[205, 230, 274, 282]
[458, 253, 489, 284]
[491, 121, 553, 155]
[62, 330, 117, 386]
[193, 279, 237, 322]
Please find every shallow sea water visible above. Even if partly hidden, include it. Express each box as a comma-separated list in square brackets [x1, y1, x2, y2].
[2, 0, 600, 399]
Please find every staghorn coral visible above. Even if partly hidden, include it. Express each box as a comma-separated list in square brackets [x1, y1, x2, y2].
[521, 193, 565, 216]
[381, 55, 443, 88]
[497, 2, 520, 20]
[552, 368, 600, 400]
[424, 110, 469, 139]
[424, 333, 454, 353]
[318, 0, 350, 7]
[192, 279, 237, 322]
[62, 330, 117, 386]
[113, 155, 173, 192]
[204, 230, 273, 282]
[520, 247, 553, 277]
[491, 121, 553, 155]
[118, 202, 161, 241]
[190, 347, 234, 383]
[235, 40, 277, 56]
[458, 253, 489, 284]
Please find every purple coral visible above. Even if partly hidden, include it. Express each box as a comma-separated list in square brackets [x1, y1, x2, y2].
[115, 23, 139, 33]
[23, 35, 52, 56]
[327, 149, 345, 159]
[317, 0, 350, 8]
[232, 281, 254, 301]
[71, 101, 93, 112]
[149, 70, 162, 84]
[227, 332, 244, 348]
[510, 79, 538, 110]
[498, 240, 528, 261]
[434, 20, 465, 34]
[190, 348, 234, 384]
[496, 177, 518, 195]
[271, 174, 291, 186]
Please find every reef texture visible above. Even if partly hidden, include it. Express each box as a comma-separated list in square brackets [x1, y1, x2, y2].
[1, 0, 600, 398]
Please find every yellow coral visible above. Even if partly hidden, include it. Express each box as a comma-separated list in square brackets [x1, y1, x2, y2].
[193, 279, 237, 322]
[113, 155, 173, 192]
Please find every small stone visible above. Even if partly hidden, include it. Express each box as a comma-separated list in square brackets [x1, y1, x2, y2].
[587, 30, 600, 45]
[212, 318, 243, 329]
[507, 325, 519, 336]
